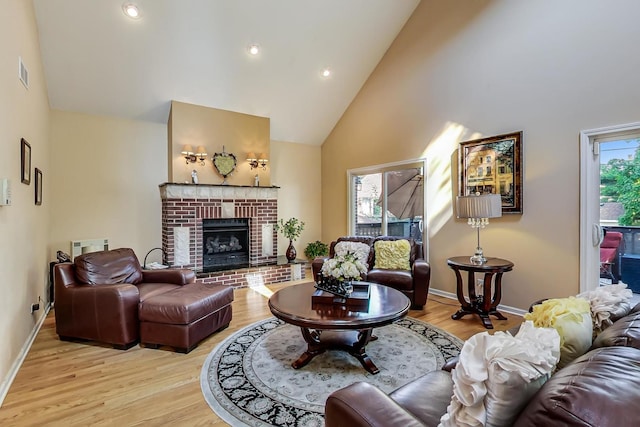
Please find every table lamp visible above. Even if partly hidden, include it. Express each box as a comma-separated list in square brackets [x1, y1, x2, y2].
[456, 193, 502, 264]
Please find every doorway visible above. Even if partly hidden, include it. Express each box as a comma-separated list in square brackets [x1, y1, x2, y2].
[580, 121, 640, 294]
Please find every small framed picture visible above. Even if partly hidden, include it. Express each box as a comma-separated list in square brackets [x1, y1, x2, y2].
[35, 168, 42, 205]
[21, 138, 31, 184]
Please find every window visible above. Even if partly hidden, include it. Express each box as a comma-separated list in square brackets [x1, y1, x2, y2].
[349, 160, 426, 245]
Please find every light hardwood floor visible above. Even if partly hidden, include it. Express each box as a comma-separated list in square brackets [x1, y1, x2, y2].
[0, 278, 522, 426]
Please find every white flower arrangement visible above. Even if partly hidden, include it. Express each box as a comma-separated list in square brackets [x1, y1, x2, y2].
[321, 241, 370, 281]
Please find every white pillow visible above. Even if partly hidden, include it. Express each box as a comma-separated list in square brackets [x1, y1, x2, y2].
[438, 321, 560, 427]
[333, 241, 370, 264]
[577, 283, 633, 335]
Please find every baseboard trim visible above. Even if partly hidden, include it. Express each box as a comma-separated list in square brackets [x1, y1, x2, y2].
[428, 288, 527, 317]
[0, 302, 51, 407]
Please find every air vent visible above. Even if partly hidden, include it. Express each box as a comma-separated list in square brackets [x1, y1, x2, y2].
[18, 57, 29, 89]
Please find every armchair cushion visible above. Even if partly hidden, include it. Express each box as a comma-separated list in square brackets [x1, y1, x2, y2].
[75, 247, 143, 285]
[373, 239, 411, 270]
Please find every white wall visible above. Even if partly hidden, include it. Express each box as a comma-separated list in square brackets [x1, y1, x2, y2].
[0, 0, 51, 400]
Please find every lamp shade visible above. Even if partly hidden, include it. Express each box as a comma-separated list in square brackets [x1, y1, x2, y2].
[196, 145, 207, 155]
[456, 194, 502, 219]
[246, 152, 257, 161]
[181, 144, 194, 155]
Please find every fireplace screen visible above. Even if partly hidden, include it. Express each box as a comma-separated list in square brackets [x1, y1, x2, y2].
[202, 218, 249, 272]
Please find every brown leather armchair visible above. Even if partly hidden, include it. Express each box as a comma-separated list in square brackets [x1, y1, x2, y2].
[312, 236, 430, 309]
[54, 248, 196, 349]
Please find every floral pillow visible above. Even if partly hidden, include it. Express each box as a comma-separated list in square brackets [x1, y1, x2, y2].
[333, 241, 370, 263]
[321, 241, 370, 281]
[373, 239, 411, 270]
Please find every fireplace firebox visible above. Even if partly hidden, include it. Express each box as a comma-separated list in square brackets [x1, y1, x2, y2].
[202, 218, 249, 272]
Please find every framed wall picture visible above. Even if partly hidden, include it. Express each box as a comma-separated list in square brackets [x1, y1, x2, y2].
[21, 138, 31, 184]
[458, 131, 523, 214]
[35, 168, 43, 205]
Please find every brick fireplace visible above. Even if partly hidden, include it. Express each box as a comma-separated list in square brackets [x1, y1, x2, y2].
[160, 183, 305, 286]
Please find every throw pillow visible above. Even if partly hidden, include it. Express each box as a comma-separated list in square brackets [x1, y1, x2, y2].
[524, 297, 593, 369]
[577, 283, 633, 336]
[321, 241, 371, 281]
[333, 241, 371, 264]
[438, 321, 560, 427]
[373, 239, 411, 270]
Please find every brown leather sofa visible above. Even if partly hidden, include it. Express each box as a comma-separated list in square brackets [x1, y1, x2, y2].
[311, 236, 430, 309]
[54, 248, 233, 352]
[325, 303, 640, 426]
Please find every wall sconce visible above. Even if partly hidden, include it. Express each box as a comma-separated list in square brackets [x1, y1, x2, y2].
[182, 145, 208, 166]
[247, 152, 269, 170]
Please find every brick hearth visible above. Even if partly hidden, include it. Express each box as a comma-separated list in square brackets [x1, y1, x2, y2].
[159, 183, 306, 286]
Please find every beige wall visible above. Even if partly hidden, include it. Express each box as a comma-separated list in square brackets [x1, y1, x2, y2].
[168, 101, 321, 258]
[321, 0, 640, 310]
[271, 140, 322, 258]
[0, 0, 51, 397]
[169, 101, 271, 186]
[49, 111, 168, 260]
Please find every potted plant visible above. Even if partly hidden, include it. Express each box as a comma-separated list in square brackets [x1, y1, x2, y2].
[304, 240, 329, 261]
[275, 218, 305, 261]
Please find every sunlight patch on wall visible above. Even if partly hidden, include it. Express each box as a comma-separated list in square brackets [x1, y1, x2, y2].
[422, 122, 481, 236]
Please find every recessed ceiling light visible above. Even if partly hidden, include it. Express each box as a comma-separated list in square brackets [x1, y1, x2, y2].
[122, 2, 142, 19]
[321, 68, 332, 78]
[248, 44, 260, 55]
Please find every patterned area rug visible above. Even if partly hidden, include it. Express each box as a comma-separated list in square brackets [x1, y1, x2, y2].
[200, 317, 463, 427]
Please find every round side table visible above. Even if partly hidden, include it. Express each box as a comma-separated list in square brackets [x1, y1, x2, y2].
[446, 256, 514, 329]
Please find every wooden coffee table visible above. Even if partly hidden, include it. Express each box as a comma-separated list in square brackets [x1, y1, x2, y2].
[268, 281, 410, 374]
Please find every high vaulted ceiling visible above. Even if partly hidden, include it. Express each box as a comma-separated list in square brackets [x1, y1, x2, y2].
[32, 0, 419, 145]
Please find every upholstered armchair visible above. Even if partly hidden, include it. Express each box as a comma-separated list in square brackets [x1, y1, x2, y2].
[54, 248, 195, 349]
[312, 236, 430, 309]
[600, 231, 624, 283]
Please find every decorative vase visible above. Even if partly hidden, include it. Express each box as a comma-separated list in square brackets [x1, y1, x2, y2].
[285, 240, 297, 262]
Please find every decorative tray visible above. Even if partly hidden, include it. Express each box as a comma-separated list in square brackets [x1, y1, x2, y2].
[312, 283, 370, 310]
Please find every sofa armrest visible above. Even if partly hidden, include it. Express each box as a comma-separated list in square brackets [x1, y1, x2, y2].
[325, 382, 424, 427]
[142, 268, 195, 285]
[55, 282, 140, 345]
[411, 258, 431, 307]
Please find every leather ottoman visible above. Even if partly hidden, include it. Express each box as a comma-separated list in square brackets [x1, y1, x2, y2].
[139, 282, 234, 353]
